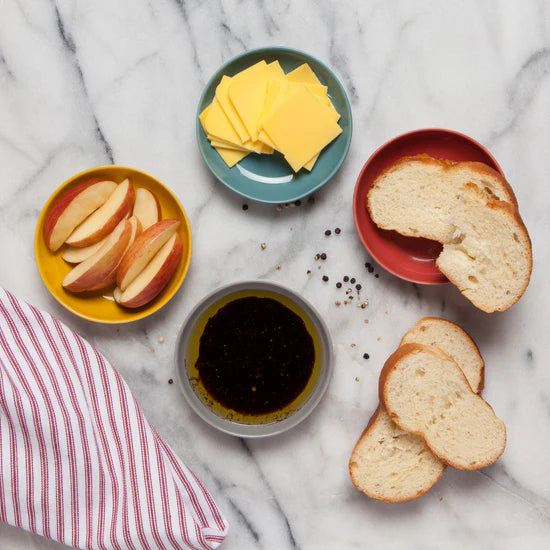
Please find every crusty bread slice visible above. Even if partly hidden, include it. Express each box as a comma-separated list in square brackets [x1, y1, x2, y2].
[366, 155, 517, 243]
[400, 317, 484, 394]
[349, 318, 484, 502]
[349, 406, 445, 502]
[380, 343, 506, 470]
[436, 183, 532, 312]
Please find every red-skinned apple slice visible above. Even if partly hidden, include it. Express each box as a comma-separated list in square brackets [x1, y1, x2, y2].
[62, 211, 132, 264]
[62, 219, 132, 292]
[85, 216, 143, 291]
[43, 179, 117, 251]
[116, 218, 180, 291]
[65, 179, 134, 248]
[133, 188, 160, 230]
[114, 233, 182, 308]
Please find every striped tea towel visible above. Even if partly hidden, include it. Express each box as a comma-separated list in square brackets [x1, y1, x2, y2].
[0, 288, 228, 550]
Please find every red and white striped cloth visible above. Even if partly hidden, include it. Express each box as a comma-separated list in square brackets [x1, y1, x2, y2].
[0, 288, 228, 550]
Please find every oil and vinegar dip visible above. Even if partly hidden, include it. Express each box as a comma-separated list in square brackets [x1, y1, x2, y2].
[186, 289, 322, 425]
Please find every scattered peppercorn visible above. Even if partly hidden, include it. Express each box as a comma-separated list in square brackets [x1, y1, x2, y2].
[295, 199, 302, 206]
[307, 270, 311, 274]
[336, 282, 342, 288]
[308, 196, 315, 204]
[314, 254, 320, 260]
[343, 276, 349, 282]
[242, 204, 249, 211]
[356, 284, 362, 291]
[350, 278, 356, 284]
[168, 378, 174, 384]
[325, 229, 331, 236]
[320, 253, 327, 260]
[335, 227, 341, 234]
[375, 273, 379, 278]
[363, 353, 370, 360]
[322, 275, 329, 282]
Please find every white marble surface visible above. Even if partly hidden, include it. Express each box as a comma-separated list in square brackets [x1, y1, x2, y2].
[1, 0, 549, 548]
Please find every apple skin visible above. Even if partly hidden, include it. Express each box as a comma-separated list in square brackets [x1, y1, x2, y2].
[114, 233, 182, 308]
[62, 219, 132, 292]
[65, 179, 135, 248]
[133, 188, 160, 230]
[84, 216, 143, 292]
[116, 218, 180, 291]
[43, 178, 117, 251]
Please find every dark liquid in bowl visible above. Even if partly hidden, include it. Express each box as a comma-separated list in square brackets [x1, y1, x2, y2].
[196, 297, 315, 415]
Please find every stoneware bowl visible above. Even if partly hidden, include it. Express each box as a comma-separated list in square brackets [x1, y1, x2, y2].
[35, 165, 192, 323]
[196, 46, 353, 204]
[175, 280, 333, 437]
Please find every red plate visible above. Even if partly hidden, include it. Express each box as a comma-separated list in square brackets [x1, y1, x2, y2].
[353, 128, 504, 285]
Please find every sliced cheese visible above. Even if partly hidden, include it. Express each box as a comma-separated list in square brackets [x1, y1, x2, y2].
[286, 63, 322, 85]
[202, 98, 243, 146]
[215, 76, 250, 142]
[214, 147, 249, 167]
[228, 60, 269, 141]
[261, 86, 342, 172]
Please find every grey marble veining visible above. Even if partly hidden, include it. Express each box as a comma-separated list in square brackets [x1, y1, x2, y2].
[0, 0, 549, 548]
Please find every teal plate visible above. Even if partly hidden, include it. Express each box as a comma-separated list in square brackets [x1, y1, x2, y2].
[196, 47, 353, 204]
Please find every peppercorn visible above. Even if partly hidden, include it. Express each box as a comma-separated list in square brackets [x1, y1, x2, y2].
[356, 284, 362, 291]
[242, 204, 249, 211]
[325, 230, 331, 236]
[375, 274, 379, 278]
[322, 275, 329, 282]
[320, 253, 327, 260]
[335, 228, 341, 234]
[363, 353, 370, 360]
[343, 276, 349, 282]
[350, 278, 356, 284]
[336, 282, 342, 288]
[295, 199, 301, 206]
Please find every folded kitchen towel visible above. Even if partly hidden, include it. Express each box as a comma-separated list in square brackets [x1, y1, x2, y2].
[0, 288, 228, 550]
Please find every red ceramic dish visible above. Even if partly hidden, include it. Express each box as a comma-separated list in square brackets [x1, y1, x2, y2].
[353, 128, 505, 285]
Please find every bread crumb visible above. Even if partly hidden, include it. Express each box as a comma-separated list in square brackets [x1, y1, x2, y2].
[385, 311, 388, 315]
[276, 264, 281, 270]
[364, 319, 369, 324]
[276, 205, 283, 211]
[355, 377, 359, 382]
[439, 497, 443, 502]
[350, 343, 356, 348]
[335, 300, 341, 306]
[158, 337, 164, 343]
[377, 337, 381, 341]
[261, 243, 267, 250]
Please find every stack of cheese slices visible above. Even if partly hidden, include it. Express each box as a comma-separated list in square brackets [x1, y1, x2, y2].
[366, 155, 532, 312]
[349, 317, 506, 502]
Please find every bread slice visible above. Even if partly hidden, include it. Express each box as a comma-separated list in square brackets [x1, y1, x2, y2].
[366, 155, 517, 243]
[436, 183, 532, 312]
[400, 317, 484, 394]
[380, 343, 506, 470]
[349, 318, 484, 502]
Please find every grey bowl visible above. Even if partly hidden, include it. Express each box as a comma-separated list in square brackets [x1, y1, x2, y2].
[174, 280, 333, 437]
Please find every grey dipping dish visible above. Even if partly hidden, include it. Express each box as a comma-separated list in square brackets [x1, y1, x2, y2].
[174, 280, 333, 438]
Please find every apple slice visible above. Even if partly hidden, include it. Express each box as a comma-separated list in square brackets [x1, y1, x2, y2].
[44, 179, 117, 251]
[114, 233, 182, 308]
[116, 218, 180, 291]
[62, 219, 132, 292]
[133, 188, 160, 230]
[62, 211, 133, 264]
[65, 179, 134, 248]
[85, 216, 143, 291]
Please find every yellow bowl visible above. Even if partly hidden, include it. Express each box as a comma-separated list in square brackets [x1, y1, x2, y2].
[35, 165, 192, 324]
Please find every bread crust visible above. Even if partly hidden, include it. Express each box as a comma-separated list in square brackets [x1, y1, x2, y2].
[379, 344, 506, 470]
[436, 183, 533, 313]
[399, 317, 485, 393]
[348, 405, 445, 503]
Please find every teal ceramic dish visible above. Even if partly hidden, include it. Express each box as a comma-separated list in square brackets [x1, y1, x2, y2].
[196, 47, 353, 204]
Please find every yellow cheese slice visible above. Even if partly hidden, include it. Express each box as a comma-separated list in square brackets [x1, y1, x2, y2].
[267, 60, 285, 80]
[199, 104, 212, 127]
[215, 76, 250, 142]
[203, 98, 244, 146]
[214, 147, 249, 168]
[209, 139, 250, 152]
[261, 86, 342, 172]
[286, 63, 322, 85]
[228, 60, 269, 141]
[304, 153, 319, 172]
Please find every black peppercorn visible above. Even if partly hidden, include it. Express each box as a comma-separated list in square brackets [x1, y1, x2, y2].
[336, 282, 342, 288]
[242, 204, 249, 211]
[320, 253, 327, 260]
[356, 284, 362, 291]
[350, 278, 356, 284]
[322, 275, 329, 282]
[363, 353, 369, 360]
[325, 230, 331, 236]
[335, 228, 341, 234]
[343, 276, 349, 282]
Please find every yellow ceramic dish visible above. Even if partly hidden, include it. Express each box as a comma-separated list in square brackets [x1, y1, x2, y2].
[34, 165, 192, 324]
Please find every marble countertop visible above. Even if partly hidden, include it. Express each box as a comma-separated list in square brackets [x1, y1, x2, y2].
[1, 0, 549, 548]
